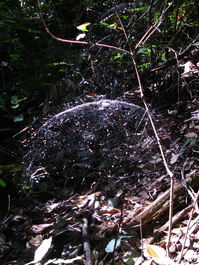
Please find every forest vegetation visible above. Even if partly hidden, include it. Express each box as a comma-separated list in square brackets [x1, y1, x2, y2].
[0, 0, 199, 264]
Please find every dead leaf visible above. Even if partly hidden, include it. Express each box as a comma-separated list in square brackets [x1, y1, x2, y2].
[143, 244, 176, 265]
[185, 132, 197, 138]
[170, 153, 182, 164]
[30, 223, 54, 234]
[34, 236, 52, 262]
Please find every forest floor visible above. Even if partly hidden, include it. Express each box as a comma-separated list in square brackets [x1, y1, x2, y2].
[0, 95, 199, 265]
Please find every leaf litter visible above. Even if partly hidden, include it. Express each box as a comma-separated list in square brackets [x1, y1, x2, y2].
[0, 98, 199, 264]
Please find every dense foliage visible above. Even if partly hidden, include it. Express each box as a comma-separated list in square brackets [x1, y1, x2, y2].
[0, 0, 199, 133]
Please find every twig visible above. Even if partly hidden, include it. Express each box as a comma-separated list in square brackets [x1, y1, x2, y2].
[146, 205, 192, 244]
[110, 0, 174, 177]
[134, 2, 173, 52]
[111, 0, 174, 255]
[125, 171, 199, 227]
[0, 148, 19, 160]
[111, 191, 125, 265]
[82, 217, 93, 265]
[37, 0, 131, 56]
[181, 166, 199, 213]
[139, 219, 145, 263]
[178, 189, 199, 264]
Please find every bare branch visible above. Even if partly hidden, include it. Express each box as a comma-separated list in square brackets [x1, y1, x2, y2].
[37, 0, 131, 56]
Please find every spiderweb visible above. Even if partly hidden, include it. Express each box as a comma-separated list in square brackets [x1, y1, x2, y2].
[24, 100, 149, 187]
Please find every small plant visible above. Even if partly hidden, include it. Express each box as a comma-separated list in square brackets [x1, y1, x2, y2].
[11, 95, 27, 122]
[0, 94, 27, 125]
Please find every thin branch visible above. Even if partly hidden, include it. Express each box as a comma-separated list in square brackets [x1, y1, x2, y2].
[37, 0, 131, 56]
[110, 0, 175, 257]
[82, 217, 93, 265]
[178, 190, 199, 264]
[110, 0, 174, 177]
[125, 171, 199, 228]
[111, 191, 125, 265]
[146, 205, 193, 245]
[134, 2, 173, 52]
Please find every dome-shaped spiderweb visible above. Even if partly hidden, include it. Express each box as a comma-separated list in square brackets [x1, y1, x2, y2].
[24, 100, 148, 187]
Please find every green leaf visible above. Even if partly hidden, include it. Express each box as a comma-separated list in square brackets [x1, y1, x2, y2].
[11, 104, 19, 109]
[51, 62, 68, 66]
[23, 185, 31, 190]
[17, 97, 27, 104]
[105, 238, 121, 253]
[0, 96, 6, 105]
[0, 2, 5, 7]
[11, 95, 27, 106]
[101, 22, 109, 26]
[27, 29, 41, 34]
[0, 179, 6, 187]
[11, 95, 18, 104]
[138, 47, 150, 53]
[192, 41, 199, 46]
[105, 235, 134, 253]
[181, 137, 197, 150]
[9, 53, 20, 60]
[77, 22, 91, 32]
[113, 53, 125, 60]
[129, 6, 148, 12]
[0, 164, 22, 170]
[0, 105, 7, 111]
[13, 114, 24, 122]
[0, 128, 11, 132]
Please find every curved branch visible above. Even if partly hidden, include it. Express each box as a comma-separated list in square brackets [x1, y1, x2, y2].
[37, 0, 132, 56]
